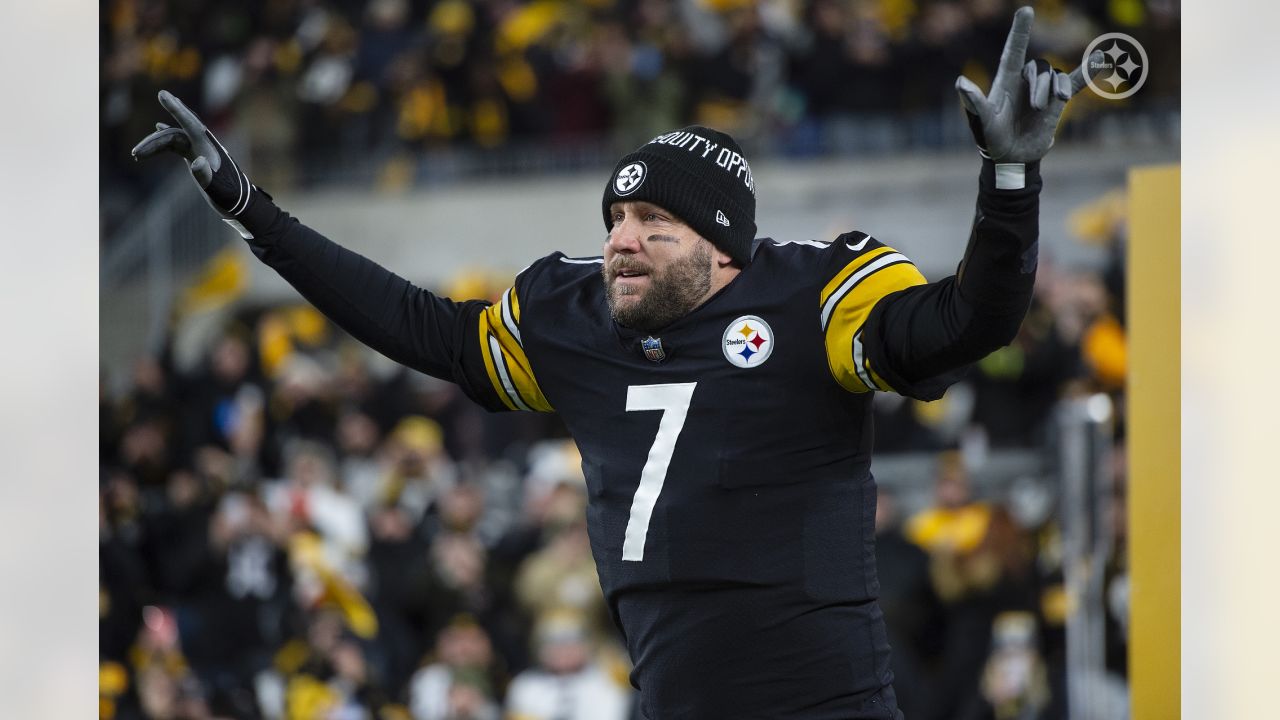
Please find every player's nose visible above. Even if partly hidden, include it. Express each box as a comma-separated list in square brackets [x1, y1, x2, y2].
[606, 218, 643, 255]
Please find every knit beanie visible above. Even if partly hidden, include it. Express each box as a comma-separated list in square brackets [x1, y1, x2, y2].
[601, 127, 757, 266]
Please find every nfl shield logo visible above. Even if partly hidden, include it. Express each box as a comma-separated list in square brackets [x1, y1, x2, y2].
[642, 336, 666, 363]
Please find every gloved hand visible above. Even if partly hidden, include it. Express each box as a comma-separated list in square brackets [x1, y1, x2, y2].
[955, 7, 1101, 168]
[131, 90, 260, 236]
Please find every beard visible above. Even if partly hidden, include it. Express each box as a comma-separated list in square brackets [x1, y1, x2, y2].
[602, 242, 713, 333]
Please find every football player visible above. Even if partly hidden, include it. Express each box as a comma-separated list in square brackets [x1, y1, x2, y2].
[134, 8, 1096, 718]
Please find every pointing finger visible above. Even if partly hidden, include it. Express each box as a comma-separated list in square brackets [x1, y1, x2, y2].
[995, 7, 1035, 90]
[158, 90, 207, 138]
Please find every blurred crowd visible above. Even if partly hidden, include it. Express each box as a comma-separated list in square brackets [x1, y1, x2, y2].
[100, 0, 1180, 233]
[100, 184, 1130, 718]
[873, 442, 1130, 720]
[100, 297, 626, 718]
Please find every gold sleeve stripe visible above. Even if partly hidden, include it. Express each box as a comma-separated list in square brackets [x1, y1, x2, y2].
[478, 305, 553, 412]
[819, 244, 897, 308]
[823, 260, 927, 393]
[820, 251, 911, 330]
[510, 283, 523, 323]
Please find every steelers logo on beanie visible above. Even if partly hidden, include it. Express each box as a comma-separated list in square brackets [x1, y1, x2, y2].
[602, 127, 758, 266]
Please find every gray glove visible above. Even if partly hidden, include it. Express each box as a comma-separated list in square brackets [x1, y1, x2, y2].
[131, 90, 259, 236]
[955, 7, 1101, 167]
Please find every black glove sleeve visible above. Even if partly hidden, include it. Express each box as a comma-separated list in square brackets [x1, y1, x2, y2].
[862, 158, 1040, 400]
[234, 192, 508, 410]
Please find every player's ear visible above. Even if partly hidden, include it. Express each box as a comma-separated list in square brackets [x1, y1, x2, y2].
[709, 241, 735, 269]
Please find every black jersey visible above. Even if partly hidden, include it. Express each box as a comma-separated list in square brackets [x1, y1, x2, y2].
[467, 234, 927, 719]
[238, 157, 1039, 720]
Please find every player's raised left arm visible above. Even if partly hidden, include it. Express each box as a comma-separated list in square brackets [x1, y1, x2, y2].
[131, 91, 536, 412]
[859, 7, 1100, 399]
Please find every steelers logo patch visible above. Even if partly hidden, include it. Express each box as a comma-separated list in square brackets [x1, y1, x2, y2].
[614, 161, 647, 196]
[722, 315, 774, 368]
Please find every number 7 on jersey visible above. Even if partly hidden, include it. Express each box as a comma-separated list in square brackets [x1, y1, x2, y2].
[623, 382, 697, 561]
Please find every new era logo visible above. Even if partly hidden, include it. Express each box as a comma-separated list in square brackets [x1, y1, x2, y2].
[715, 210, 730, 227]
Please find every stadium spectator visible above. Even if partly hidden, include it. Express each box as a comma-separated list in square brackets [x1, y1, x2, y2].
[374, 416, 459, 525]
[258, 606, 399, 719]
[513, 485, 603, 630]
[956, 611, 1052, 720]
[171, 328, 266, 468]
[906, 451, 1038, 719]
[263, 439, 368, 582]
[504, 610, 632, 720]
[407, 615, 508, 720]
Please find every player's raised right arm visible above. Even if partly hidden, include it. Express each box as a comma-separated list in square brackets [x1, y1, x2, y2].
[131, 91, 504, 406]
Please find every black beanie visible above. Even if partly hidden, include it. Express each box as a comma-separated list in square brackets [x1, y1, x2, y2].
[601, 126, 757, 266]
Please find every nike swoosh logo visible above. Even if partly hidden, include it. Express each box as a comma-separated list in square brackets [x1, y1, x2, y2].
[846, 235, 872, 252]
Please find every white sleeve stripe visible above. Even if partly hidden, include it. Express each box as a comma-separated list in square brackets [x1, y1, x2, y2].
[223, 148, 246, 214]
[228, 173, 251, 216]
[487, 334, 533, 411]
[558, 257, 604, 264]
[770, 239, 828, 248]
[500, 289, 522, 347]
[232, 170, 246, 214]
[819, 253, 910, 330]
[222, 139, 248, 215]
[852, 332, 884, 392]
